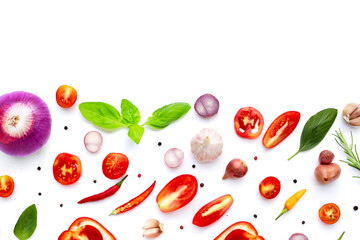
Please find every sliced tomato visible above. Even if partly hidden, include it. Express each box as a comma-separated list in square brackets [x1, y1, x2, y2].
[234, 107, 264, 139]
[56, 85, 77, 108]
[156, 174, 198, 213]
[214, 221, 265, 240]
[102, 153, 129, 180]
[259, 176, 281, 199]
[58, 217, 115, 240]
[262, 111, 300, 148]
[53, 153, 82, 185]
[193, 194, 233, 227]
[0, 175, 14, 197]
[319, 203, 341, 224]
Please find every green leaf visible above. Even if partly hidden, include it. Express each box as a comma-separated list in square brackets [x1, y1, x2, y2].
[79, 102, 124, 129]
[120, 99, 140, 126]
[128, 124, 144, 144]
[289, 108, 337, 160]
[144, 102, 191, 129]
[14, 204, 37, 240]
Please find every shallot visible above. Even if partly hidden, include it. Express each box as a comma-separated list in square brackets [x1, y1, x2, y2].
[289, 233, 309, 240]
[194, 93, 219, 118]
[84, 131, 103, 153]
[190, 128, 223, 162]
[164, 148, 184, 168]
[223, 158, 248, 179]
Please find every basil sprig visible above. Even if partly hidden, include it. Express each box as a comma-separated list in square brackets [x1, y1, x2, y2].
[14, 204, 37, 240]
[79, 100, 190, 144]
[288, 108, 337, 160]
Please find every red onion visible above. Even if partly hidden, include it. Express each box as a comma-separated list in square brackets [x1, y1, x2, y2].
[84, 131, 103, 153]
[164, 148, 184, 168]
[194, 93, 219, 118]
[289, 233, 309, 240]
[0, 91, 51, 157]
[223, 158, 248, 179]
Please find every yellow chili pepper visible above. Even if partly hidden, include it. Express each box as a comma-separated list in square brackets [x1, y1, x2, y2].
[275, 189, 306, 220]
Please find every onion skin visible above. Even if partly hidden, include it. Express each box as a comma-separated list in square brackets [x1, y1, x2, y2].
[315, 163, 341, 184]
[0, 91, 51, 157]
[223, 158, 248, 179]
[289, 233, 309, 240]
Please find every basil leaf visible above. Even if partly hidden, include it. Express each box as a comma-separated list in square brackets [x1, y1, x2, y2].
[14, 204, 37, 240]
[79, 102, 124, 129]
[120, 99, 140, 126]
[128, 124, 144, 144]
[144, 102, 191, 129]
[289, 108, 337, 160]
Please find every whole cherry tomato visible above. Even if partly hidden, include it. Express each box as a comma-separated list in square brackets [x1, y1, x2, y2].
[319, 203, 341, 224]
[156, 174, 198, 213]
[102, 153, 129, 180]
[0, 175, 14, 197]
[56, 85, 77, 108]
[262, 111, 300, 148]
[53, 153, 82, 185]
[234, 107, 264, 139]
[259, 176, 281, 199]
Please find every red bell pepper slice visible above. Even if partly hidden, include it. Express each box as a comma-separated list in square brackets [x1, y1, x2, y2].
[214, 221, 265, 240]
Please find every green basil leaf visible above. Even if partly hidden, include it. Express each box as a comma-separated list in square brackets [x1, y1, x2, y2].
[79, 102, 124, 129]
[120, 99, 140, 126]
[289, 108, 337, 160]
[128, 124, 144, 144]
[144, 102, 191, 129]
[14, 204, 37, 240]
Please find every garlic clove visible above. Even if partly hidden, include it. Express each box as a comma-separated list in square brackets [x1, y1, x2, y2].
[349, 107, 360, 120]
[143, 228, 163, 239]
[143, 219, 161, 230]
[343, 103, 360, 126]
[349, 117, 360, 126]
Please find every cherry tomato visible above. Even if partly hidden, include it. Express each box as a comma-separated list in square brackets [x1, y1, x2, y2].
[102, 153, 129, 180]
[0, 175, 14, 197]
[156, 174, 198, 213]
[234, 107, 264, 139]
[262, 111, 300, 148]
[319, 203, 341, 224]
[56, 85, 77, 108]
[259, 176, 281, 199]
[53, 153, 82, 185]
[193, 194, 233, 227]
[58, 217, 116, 240]
[214, 221, 265, 240]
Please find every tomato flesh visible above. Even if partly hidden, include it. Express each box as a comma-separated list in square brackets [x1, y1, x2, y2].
[53, 153, 82, 185]
[157, 174, 198, 213]
[319, 203, 340, 224]
[0, 175, 14, 197]
[234, 107, 264, 139]
[56, 85, 77, 108]
[193, 194, 233, 227]
[102, 153, 129, 180]
[262, 111, 300, 148]
[214, 221, 264, 240]
[259, 176, 281, 199]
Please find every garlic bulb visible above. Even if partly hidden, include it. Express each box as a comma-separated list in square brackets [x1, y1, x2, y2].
[343, 103, 360, 126]
[190, 128, 223, 162]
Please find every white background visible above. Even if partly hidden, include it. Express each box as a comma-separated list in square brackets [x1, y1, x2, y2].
[1, 1, 360, 239]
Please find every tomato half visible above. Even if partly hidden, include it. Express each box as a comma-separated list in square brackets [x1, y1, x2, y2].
[319, 203, 341, 224]
[234, 107, 264, 139]
[214, 221, 265, 240]
[56, 85, 77, 108]
[193, 194, 233, 227]
[53, 153, 82, 185]
[58, 217, 116, 240]
[259, 176, 281, 199]
[102, 153, 129, 180]
[0, 175, 14, 197]
[156, 174, 198, 213]
[262, 111, 300, 148]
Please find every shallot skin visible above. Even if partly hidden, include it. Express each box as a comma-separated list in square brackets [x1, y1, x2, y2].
[223, 158, 248, 179]
[0, 91, 51, 157]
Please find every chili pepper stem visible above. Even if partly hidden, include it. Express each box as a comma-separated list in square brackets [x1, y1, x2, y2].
[109, 210, 116, 216]
[338, 231, 345, 240]
[116, 175, 128, 187]
[288, 150, 299, 160]
[275, 207, 288, 220]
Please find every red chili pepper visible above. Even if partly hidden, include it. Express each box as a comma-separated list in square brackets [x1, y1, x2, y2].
[78, 175, 128, 204]
[109, 180, 156, 215]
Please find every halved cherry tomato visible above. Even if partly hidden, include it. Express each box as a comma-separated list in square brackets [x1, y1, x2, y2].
[262, 111, 300, 148]
[56, 85, 77, 108]
[234, 107, 264, 139]
[156, 174, 198, 213]
[0, 175, 14, 198]
[259, 176, 281, 199]
[53, 152, 82, 185]
[214, 221, 265, 240]
[319, 203, 341, 224]
[193, 194, 233, 227]
[58, 217, 115, 240]
[102, 153, 129, 180]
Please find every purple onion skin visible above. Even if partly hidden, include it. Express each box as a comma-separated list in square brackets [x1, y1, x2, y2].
[0, 91, 52, 157]
[289, 233, 309, 240]
[194, 93, 219, 118]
